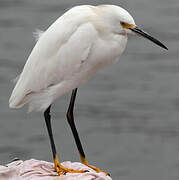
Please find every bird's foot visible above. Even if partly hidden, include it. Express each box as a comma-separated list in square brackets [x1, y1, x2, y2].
[54, 155, 87, 175]
[83, 163, 110, 176]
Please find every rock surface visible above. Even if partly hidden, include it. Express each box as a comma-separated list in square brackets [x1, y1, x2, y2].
[0, 159, 112, 180]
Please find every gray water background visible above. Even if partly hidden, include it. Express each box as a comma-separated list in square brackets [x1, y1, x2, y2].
[0, 0, 179, 179]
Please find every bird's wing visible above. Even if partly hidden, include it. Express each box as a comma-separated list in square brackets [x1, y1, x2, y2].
[26, 22, 98, 90]
[9, 15, 98, 109]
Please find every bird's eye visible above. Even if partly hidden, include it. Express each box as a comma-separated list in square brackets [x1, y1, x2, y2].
[120, 21, 136, 29]
[120, 21, 126, 26]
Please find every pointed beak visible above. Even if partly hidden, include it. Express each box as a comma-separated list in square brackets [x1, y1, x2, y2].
[129, 26, 168, 50]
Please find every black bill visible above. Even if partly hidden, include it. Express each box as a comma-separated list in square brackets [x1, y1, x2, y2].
[129, 26, 168, 50]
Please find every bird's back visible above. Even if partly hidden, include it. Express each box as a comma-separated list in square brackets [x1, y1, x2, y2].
[9, 6, 97, 110]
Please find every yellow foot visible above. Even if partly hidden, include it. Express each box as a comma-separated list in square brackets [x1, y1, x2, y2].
[84, 163, 110, 176]
[54, 155, 87, 175]
[80, 157, 109, 176]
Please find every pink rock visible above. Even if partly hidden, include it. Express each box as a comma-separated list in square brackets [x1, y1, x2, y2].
[0, 159, 112, 180]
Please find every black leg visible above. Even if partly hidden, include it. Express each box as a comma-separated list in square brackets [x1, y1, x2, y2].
[44, 104, 87, 175]
[44, 105, 57, 160]
[66, 88, 87, 163]
[66, 88, 109, 176]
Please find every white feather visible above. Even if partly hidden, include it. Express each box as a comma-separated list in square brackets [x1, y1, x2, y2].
[9, 5, 130, 112]
[12, 74, 20, 84]
[33, 29, 44, 41]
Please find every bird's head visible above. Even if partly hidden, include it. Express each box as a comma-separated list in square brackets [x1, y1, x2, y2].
[99, 5, 168, 50]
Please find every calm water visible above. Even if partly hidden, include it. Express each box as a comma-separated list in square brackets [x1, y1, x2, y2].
[0, 0, 179, 179]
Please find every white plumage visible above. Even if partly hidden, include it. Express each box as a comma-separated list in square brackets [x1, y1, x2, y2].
[9, 5, 135, 112]
[9, 4, 167, 112]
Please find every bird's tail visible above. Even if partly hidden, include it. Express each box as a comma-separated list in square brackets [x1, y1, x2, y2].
[9, 88, 53, 112]
[9, 74, 32, 109]
[9, 82, 65, 112]
[9, 87, 30, 109]
[9, 78, 76, 112]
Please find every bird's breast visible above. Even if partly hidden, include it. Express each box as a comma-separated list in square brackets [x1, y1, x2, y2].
[74, 33, 128, 84]
[90, 33, 128, 69]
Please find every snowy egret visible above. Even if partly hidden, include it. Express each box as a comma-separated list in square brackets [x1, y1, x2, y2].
[9, 5, 167, 175]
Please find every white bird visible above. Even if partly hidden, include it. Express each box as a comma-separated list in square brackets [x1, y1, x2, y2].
[9, 5, 167, 176]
